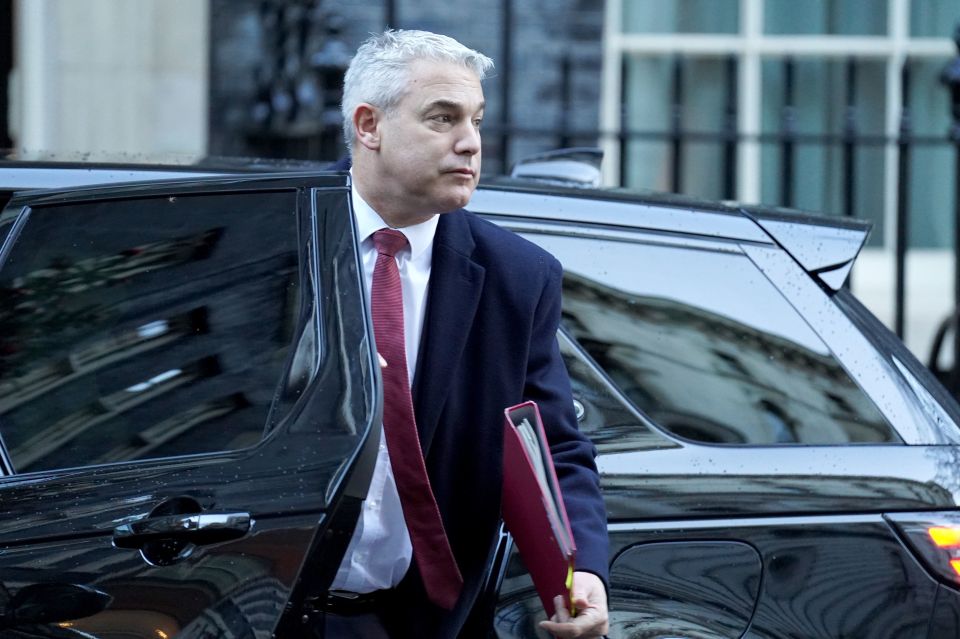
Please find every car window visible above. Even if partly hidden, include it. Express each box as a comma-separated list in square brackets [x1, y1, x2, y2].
[528, 232, 898, 445]
[0, 190, 305, 473]
[559, 328, 679, 454]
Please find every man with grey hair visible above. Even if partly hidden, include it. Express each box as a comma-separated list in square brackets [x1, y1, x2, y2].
[327, 29, 609, 638]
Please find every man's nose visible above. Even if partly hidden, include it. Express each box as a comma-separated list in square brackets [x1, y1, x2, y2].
[454, 121, 481, 155]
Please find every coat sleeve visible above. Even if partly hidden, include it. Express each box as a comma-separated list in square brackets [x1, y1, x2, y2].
[522, 256, 610, 586]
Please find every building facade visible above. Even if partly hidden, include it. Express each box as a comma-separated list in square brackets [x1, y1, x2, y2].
[3, 0, 960, 360]
[602, 0, 959, 360]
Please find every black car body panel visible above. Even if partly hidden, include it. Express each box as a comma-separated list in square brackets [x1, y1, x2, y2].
[0, 173, 380, 637]
[609, 540, 762, 638]
[468, 184, 960, 638]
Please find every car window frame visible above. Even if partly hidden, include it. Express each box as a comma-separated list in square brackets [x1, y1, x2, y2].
[505, 216, 951, 447]
[741, 241, 960, 445]
[835, 289, 960, 439]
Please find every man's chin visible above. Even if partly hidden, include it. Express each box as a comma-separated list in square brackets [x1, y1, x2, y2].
[435, 187, 476, 212]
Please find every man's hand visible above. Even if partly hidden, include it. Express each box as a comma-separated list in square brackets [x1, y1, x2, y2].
[539, 570, 608, 638]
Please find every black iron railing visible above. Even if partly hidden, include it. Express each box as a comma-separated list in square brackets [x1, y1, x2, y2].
[495, 49, 959, 348]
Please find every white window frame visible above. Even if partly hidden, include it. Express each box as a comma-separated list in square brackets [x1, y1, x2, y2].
[601, 0, 954, 252]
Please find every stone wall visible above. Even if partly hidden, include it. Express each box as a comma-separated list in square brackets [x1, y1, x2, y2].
[11, 0, 207, 157]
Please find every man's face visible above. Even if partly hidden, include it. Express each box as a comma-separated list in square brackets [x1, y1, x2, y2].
[373, 59, 485, 220]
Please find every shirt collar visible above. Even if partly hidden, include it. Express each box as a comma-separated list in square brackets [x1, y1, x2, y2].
[351, 174, 439, 260]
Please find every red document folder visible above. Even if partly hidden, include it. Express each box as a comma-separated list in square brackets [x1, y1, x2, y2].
[502, 401, 576, 619]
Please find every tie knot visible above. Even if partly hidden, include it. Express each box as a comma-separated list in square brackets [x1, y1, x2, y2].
[373, 228, 408, 258]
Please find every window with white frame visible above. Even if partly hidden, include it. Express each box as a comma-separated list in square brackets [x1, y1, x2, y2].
[602, 0, 957, 249]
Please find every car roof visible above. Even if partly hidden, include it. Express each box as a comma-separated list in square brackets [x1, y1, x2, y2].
[472, 180, 870, 291]
[0, 154, 331, 190]
[0, 157, 870, 291]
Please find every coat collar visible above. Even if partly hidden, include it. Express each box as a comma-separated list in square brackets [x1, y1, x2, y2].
[412, 210, 485, 454]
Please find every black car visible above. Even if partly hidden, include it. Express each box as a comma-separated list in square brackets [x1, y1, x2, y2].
[2, 160, 960, 638]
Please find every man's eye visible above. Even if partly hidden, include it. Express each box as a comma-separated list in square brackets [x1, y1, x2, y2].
[473, 119, 483, 129]
[433, 114, 452, 123]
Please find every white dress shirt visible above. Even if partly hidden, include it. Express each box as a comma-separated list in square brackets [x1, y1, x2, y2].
[330, 178, 440, 592]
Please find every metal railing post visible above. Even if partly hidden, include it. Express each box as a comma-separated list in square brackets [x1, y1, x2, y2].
[780, 57, 796, 208]
[842, 58, 858, 221]
[842, 57, 858, 291]
[895, 60, 912, 340]
[670, 57, 684, 193]
[559, 53, 572, 150]
[723, 55, 738, 201]
[940, 24, 960, 394]
[499, 0, 513, 174]
[619, 57, 629, 187]
[385, 0, 397, 29]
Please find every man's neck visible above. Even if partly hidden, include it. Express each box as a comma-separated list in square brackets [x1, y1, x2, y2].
[352, 164, 434, 229]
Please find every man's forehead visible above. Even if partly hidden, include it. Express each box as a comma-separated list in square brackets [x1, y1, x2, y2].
[407, 60, 483, 93]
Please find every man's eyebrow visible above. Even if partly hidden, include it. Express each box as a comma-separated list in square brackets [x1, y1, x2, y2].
[423, 99, 486, 113]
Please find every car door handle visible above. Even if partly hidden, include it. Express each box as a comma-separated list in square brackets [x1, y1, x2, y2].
[112, 511, 251, 549]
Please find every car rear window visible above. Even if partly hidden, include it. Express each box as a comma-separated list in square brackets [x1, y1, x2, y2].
[528, 232, 898, 445]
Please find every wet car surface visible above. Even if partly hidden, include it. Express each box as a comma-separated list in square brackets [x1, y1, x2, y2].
[464, 183, 960, 639]
[2, 160, 960, 638]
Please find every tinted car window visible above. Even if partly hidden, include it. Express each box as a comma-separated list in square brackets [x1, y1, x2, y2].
[530, 232, 898, 445]
[0, 191, 302, 473]
[559, 329, 678, 454]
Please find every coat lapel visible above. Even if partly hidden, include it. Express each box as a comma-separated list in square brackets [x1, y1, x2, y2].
[412, 210, 485, 455]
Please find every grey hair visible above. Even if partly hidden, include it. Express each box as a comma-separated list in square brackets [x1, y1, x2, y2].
[341, 29, 494, 151]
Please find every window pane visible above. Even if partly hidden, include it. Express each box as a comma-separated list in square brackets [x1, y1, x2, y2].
[764, 0, 887, 36]
[760, 58, 887, 137]
[623, 55, 735, 198]
[0, 191, 302, 472]
[623, 56, 671, 190]
[560, 330, 674, 454]
[905, 59, 953, 249]
[759, 58, 886, 244]
[908, 146, 953, 249]
[910, 0, 958, 37]
[622, 0, 739, 34]
[531, 233, 897, 445]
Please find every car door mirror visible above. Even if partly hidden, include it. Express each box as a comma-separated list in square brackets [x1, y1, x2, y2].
[1, 583, 112, 628]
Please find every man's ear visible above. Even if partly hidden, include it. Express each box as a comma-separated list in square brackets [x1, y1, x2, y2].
[353, 104, 381, 151]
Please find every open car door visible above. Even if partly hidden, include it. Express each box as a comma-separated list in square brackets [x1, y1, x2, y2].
[0, 174, 379, 638]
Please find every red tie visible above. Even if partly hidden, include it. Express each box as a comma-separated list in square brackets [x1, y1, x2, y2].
[370, 228, 463, 610]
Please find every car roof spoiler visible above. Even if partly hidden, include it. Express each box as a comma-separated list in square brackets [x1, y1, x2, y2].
[508, 148, 870, 291]
[738, 207, 871, 291]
